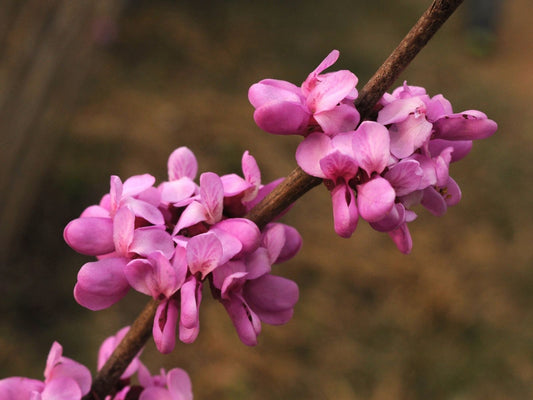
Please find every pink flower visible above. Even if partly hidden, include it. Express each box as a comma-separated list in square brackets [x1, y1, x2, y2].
[0, 342, 91, 400]
[212, 223, 300, 346]
[249, 50, 359, 136]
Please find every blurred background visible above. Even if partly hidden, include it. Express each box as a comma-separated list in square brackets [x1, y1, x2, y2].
[1, 0, 532, 399]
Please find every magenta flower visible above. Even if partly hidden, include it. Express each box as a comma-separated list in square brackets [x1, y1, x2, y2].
[0, 342, 91, 400]
[296, 131, 359, 237]
[249, 50, 359, 136]
[212, 223, 300, 346]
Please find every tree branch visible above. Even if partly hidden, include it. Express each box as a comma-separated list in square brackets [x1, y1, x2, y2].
[82, 1, 464, 398]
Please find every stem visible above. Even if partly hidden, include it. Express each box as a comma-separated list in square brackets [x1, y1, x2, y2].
[82, 1, 464, 398]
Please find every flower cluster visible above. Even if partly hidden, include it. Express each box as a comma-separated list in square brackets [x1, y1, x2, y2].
[249, 50, 497, 253]
[0, 327, 192, 400]
[64, 148, 301, 352]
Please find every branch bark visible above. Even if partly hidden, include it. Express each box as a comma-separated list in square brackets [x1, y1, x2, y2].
[82, 1, 464, 398]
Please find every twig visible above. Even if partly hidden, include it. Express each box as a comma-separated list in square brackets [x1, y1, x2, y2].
[82, 1, 464, 398]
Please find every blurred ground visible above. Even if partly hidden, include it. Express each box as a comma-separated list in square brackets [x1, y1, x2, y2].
[1, 0, 533, 399]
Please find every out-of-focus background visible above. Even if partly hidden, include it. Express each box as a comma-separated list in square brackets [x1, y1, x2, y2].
[1, 0, 532, 399]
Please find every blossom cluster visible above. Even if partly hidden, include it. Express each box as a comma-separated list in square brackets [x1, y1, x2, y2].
[64, 148, 301, 352]
[249, 50, 497, 253]
[0, 327, 192, 400]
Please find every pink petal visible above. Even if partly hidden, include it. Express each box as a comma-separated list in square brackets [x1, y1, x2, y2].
[242, 151, 261, 201]
[0, 377, 44, 400]
[159, 178, 197, 204]
[425, 94, 453, 121]
[253, 101, 311, 135]
[220, 173, 252, 198]
[356, 177, 396, 222]
[173, 201, 207, 234]
[314, 102, 360, 134]
[40, 377, 81, 400]
[369, 203, 406, 232]
[274, 224, 302, 263]
[74, 258, 130, 311]
[295, 132, 331, 177]
[187, 232, 223, 279]
[433, 111, 497, 140]
[45, 357, 91, 396]
[167, 368, 193, 400]
[113, 207, 135, 256]
[124, 259, 159, 298]
[140, 387, 173, 400]
[302, 50, 340, 96]
[222, 296, 261, 346]
[80, 205, 109, 218]
[122, 198, 164, 226]
[244, 248, 271, 280]
[244, 275, 299, 325]
[389, 114, 433, 159]
[428, 139, 472, 162]
[384, 159, 423, 196]
[306, 70, 358, 113]
[130, 227, 174, 259]
[153, 299, 179, 354]
[212, 218, 260, 256]
[377, 96, 426, 125]
[442, 177, 462, 207]
[167, 147, 198, 181]
[352, 121, 390, 175]
[319, 151, 358, 181]
[179, 276, 202, 332]
[122, 174, 156, 197]
[44, 342, 62, 379]
[63, 217, 114, 256]
[200, 172, 223, 225]
[388, 222, 413, 254]
[110, 175, 123, 213]
[330, 183, 358, 238]
[421, 186, 447, 216]
[260, 223, 285, 264]
[248, 79, 303, 108]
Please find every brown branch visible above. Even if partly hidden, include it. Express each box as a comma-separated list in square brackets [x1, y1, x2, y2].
[82, 1, 464, 398]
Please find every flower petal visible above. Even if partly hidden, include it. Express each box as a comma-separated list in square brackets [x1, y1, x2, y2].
[357, 177, 396, 222]
[187, 232, 223, 279]
[153, 299, 179, 354]
[200, 172, 224, 225]
[253, 101, 311, 135]
[330, 183, 358, 238]
[313, 103, 360, 134]
[74, 257, 130, 310]
[167, 368, 193, 400]
[244, 275, 299, 325]
[433, 111, 497, 140]
[389, 114, 433, 159]
[295, 132, 331, 177]
[168, 147, 198, 181]
[352, 121, 390, 175]
[63, 217, 114, 256]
